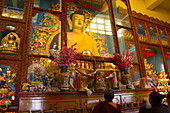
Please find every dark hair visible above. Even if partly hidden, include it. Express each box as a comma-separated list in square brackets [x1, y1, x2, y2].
[149, 92, 164, 104]
[104, 89, 114, 102]
[70, 11, 85, 21]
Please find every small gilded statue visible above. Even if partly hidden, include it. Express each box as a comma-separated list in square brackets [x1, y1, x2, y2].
[94, 71, 106, 91]
[27, 60, 47, 85]
[0, 26, 20, 53]
[0, 67, 16, 100]
[2, 68, 16, 85]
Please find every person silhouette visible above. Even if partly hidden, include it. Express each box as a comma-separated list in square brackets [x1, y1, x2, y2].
[92, 89, 121, 113]
[139, 91, 169, 113]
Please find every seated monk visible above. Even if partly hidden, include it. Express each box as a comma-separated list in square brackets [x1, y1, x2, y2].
[92, 89, 121, 113]
[67, 11, 99, 56]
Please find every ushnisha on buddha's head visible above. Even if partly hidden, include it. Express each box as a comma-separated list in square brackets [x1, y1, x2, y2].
[70, 11, 85, 31]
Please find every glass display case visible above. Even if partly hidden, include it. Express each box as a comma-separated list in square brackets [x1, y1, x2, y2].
[2, 0, 24, 19]
[137, 24, 147, 42]
[149, 27, 159, 44]
[112, 0, 131, 28]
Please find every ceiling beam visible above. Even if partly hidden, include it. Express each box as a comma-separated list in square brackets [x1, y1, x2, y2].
[144, 0, 166, 10]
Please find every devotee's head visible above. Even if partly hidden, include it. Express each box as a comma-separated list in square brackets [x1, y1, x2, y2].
[149, 91, 164, 105]
[70, 11, 85, 29]
[104, 89, 114, 102]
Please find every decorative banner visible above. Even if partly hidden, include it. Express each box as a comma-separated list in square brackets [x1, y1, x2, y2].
[142, 48, 156, 57]
[111, 77, 114, 85]
[67, 0, 108, 11]
[76, 73, 80, 90]
[165, 52, 170, 59]
[74, 68, 113, 90]
[75, 68, 113, 78]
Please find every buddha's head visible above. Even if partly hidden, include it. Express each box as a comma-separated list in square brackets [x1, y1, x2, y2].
[70, 11, 85, 30]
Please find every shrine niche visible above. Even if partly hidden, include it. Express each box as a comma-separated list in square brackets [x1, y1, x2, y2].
[29, 11, 60, 55]
[142, 48, 164, 73]
[2, 0, 24, 19]
[165, 51, 170, 73]
[0, 65, 16, 105]
[136, 24, 147, 42]
[158, 28, 168, 46]
[26, 58, 61, 92]
[30, 0, 115, 57]
[148, 26, 159, 44]
[66, 1, 115, 57]
[112, 0, 131, 28]
[33, 0, 61, 11]
[117, 28, 137, 62]
[0, 26, 20, 54]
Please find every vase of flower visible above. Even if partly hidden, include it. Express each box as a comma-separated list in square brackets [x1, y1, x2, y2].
[51, 42, 83, 91]
[60, 65, 69, 92]
[121, 69, 128, 84]
[121, 69, 132, 89]
[60, 65, 68, 73]
[122, 69, 129, 74]
[113, 51, 135, 89]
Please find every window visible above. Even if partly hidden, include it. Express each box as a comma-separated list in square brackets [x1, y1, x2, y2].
[86, 14, 112, 36]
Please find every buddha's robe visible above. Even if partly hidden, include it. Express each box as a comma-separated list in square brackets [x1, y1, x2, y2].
[67, 32, 99, 56]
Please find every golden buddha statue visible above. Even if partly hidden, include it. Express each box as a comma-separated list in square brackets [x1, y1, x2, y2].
[67, 11, 99, 56]
[0, 31, 20, 53]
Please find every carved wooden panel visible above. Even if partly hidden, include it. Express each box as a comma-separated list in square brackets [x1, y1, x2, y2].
[19, 98, 80, 111]
[133, 18, 146, 29]
[140, 43, 162, 53]
[113, 95, 121, 104]
[165, 29, 170, 45]
[83, 98, 102, 108]
[122, 95, 137, 103]
[0, 0, 4, 17]
[19, 89, 152, 112]
[168, 95, 170, 112]
[132, 11, 170, 29]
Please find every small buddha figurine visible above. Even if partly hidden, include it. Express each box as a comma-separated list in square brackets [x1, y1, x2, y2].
[94, 72, 106, 91]
[0, 27, 20, 53]
[78, 81, 85, 91]
[8, 34, 16, 47]
[33, 69, 42, 82]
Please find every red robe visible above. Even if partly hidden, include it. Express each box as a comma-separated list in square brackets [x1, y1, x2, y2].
[92, 101, 121, 113]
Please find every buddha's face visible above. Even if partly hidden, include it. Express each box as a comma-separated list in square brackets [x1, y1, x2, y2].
[72, 14, 84, 29]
